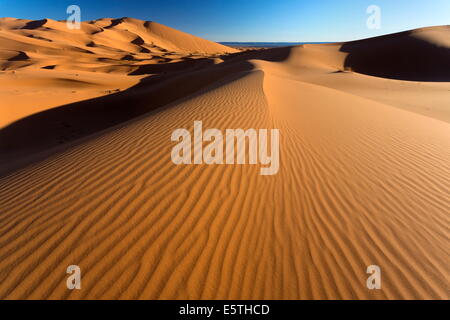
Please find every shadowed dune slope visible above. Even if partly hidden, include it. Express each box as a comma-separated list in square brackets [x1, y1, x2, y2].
[340, 25, 450, 81]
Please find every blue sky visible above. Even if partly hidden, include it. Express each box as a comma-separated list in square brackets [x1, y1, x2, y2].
[1, 0, 449, 42]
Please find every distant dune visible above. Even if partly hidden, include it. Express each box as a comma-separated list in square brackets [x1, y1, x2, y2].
[0, 19, 449, 299]
[0, 17, 237, 128]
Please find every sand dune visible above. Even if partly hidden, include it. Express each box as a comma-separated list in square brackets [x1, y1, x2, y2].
[0, 17, 236, 128]
[0, 19, 449, 299]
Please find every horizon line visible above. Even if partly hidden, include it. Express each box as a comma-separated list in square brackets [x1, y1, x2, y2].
[1, 16, 447, 44]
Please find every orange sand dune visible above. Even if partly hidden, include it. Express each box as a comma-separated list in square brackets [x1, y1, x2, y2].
[0, 17, 237, 127]
[0, 19, 449, 299]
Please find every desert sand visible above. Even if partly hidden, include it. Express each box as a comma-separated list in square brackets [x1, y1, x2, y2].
[0, 18, 449, 299]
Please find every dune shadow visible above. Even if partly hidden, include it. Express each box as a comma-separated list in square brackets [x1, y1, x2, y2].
[8, 51, 30, 61]
[131, 36, 145, 46]
[129, 58, 216, 75]
[341, 31, 450, 82]
[21, 19, 48, 30]
[104, 18, 127, 29]
[27, 34, 53, 42]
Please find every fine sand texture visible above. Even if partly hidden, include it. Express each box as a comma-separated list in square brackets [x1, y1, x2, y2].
[0, 19, 449, 299]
